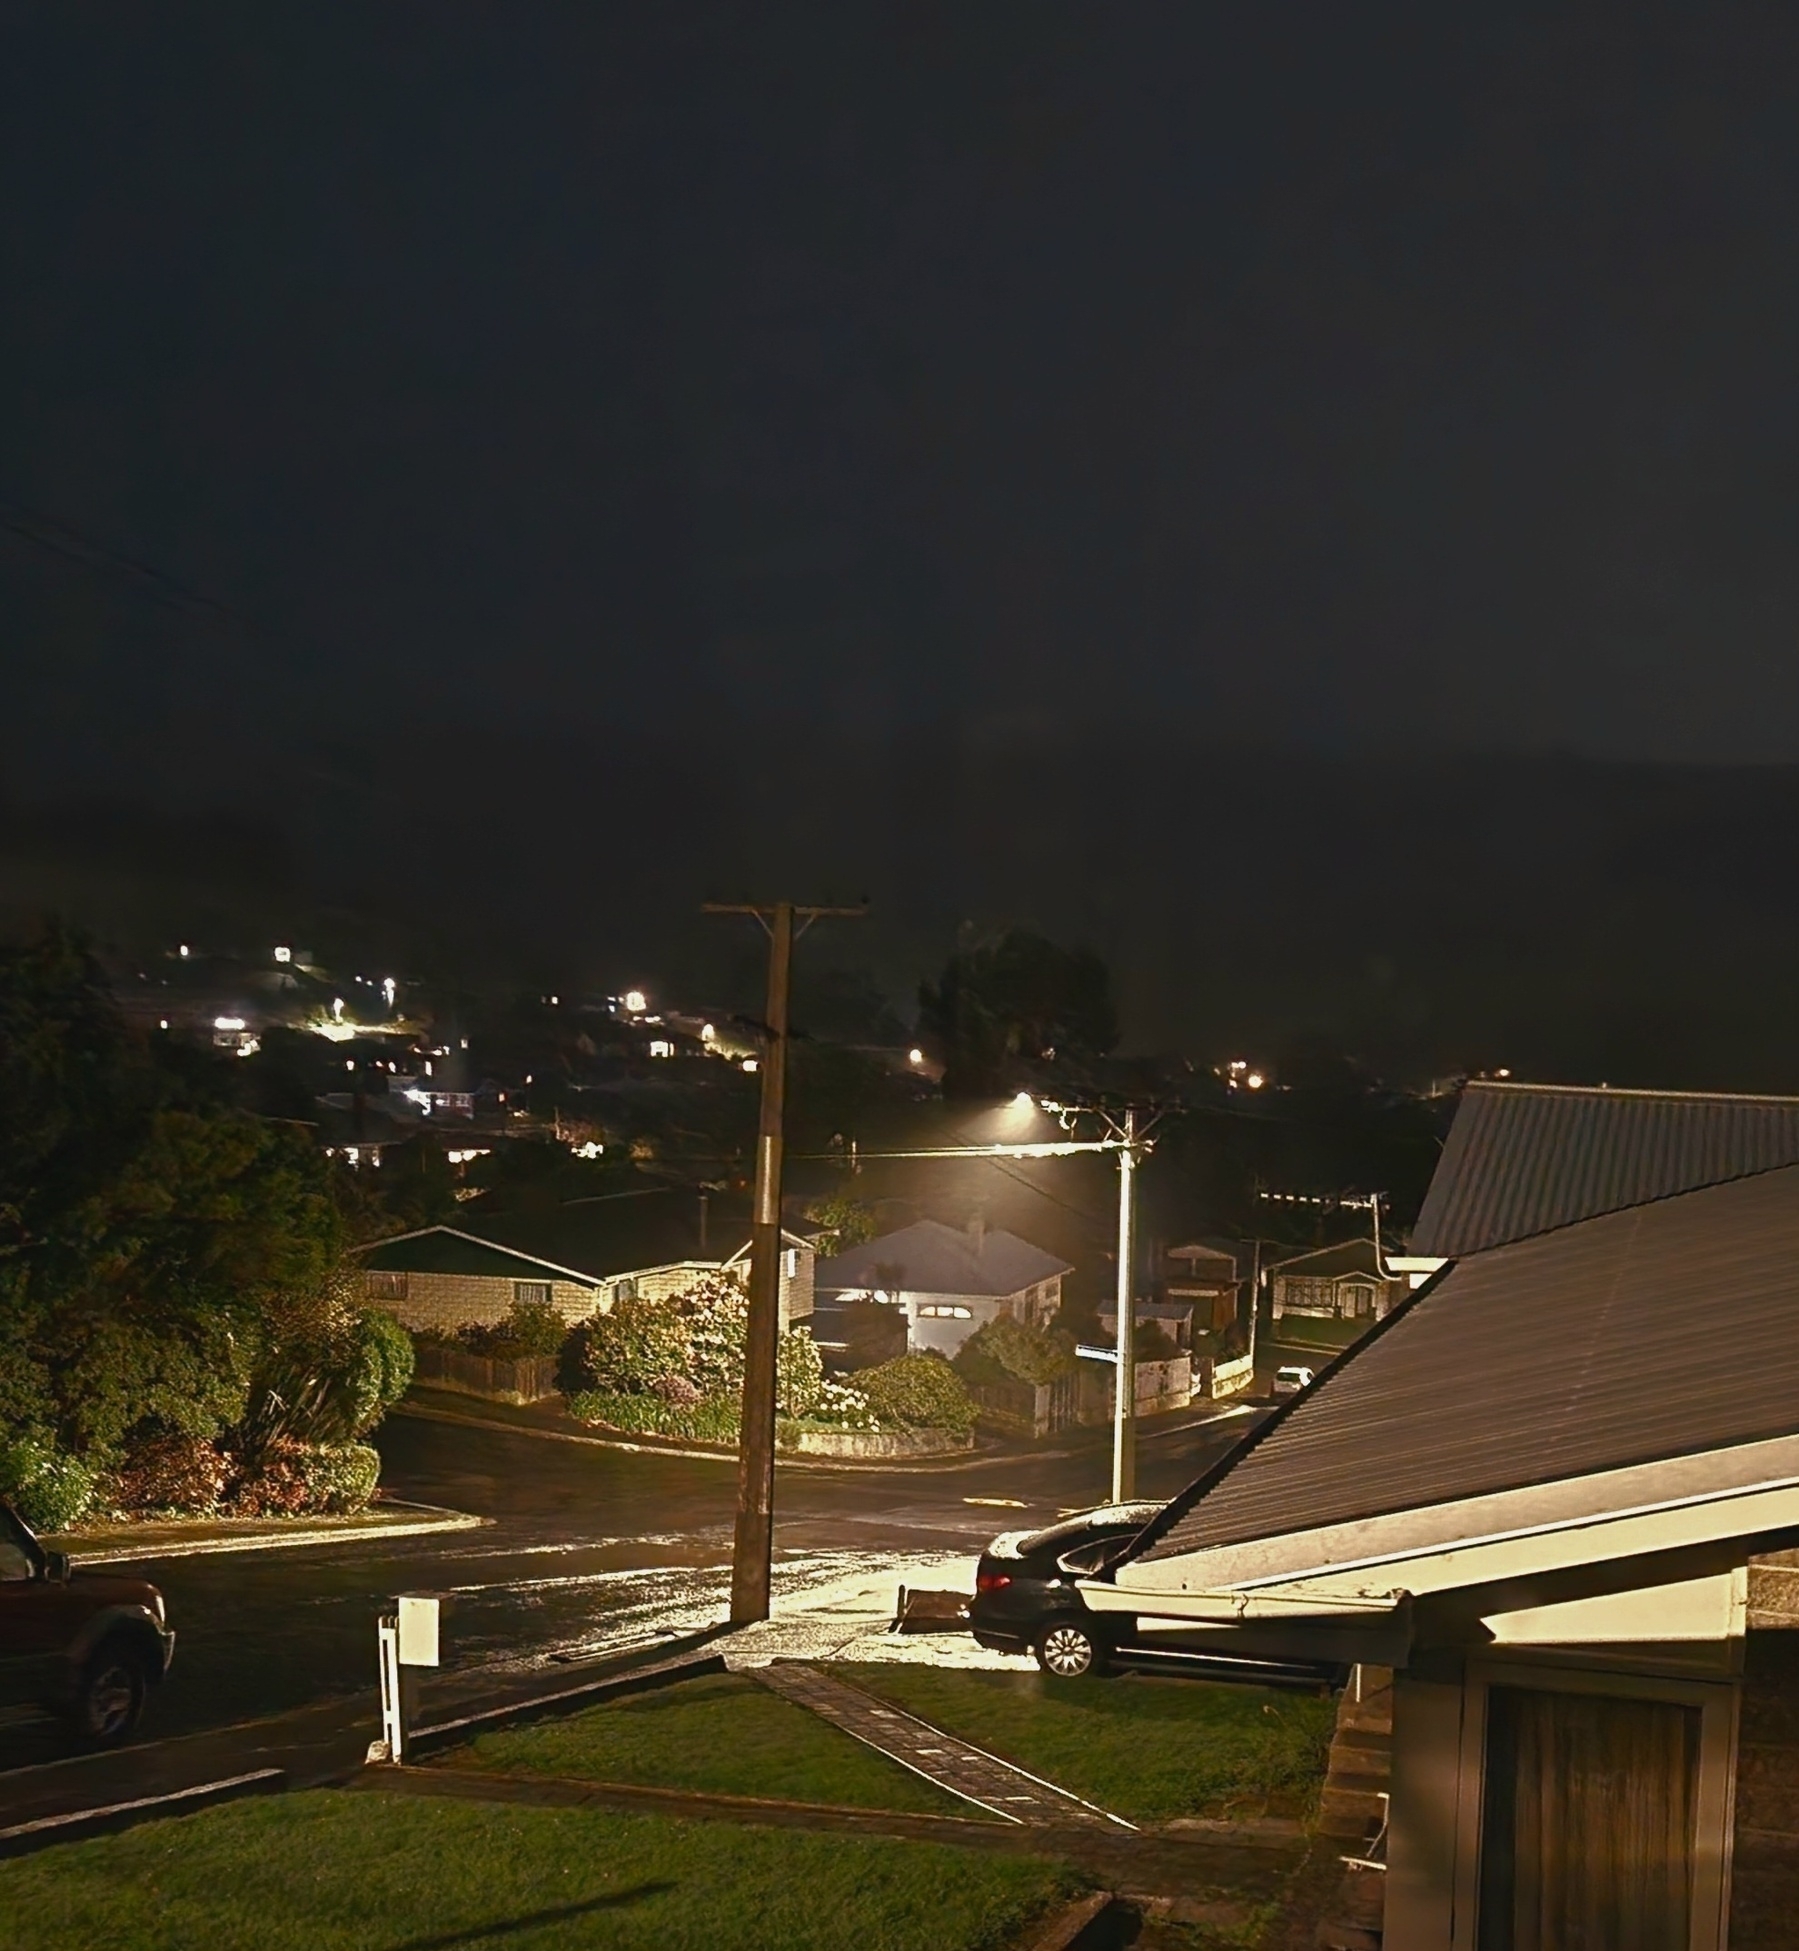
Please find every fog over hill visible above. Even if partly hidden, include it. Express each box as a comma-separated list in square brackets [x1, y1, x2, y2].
[6, 727, 1799, 1094]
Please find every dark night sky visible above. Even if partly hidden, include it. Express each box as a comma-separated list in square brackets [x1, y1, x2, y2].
[7, 6, 1799, 1075]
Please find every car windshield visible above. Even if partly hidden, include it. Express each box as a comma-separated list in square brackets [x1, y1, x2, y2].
[1015, 1502, 1162, 1556]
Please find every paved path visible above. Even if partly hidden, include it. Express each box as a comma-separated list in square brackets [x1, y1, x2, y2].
[752, 1661, 1136, 1831]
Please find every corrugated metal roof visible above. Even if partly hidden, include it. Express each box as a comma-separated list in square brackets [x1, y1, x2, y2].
[1408, 1080, 1799, 1257]
[360, 1228, 602, 1285]
[1136, 1162, 1799, 1564]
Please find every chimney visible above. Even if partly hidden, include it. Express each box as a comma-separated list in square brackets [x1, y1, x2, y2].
[966, 1212, 985, 1257]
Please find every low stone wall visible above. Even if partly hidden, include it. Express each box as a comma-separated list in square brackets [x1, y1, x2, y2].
[1200, 1353, 1256, 1400]
[779, 1425, 974, 1459]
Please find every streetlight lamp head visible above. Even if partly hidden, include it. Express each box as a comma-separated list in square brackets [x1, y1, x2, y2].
[1010, 1090, 1035, 1111]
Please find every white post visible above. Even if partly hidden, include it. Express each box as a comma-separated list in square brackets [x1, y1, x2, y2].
[1112, 1108, 1137, 1503]
[376, 1614, 404, 1763]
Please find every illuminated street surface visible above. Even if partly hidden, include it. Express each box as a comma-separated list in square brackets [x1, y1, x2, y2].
[0, 1403, 1260, 1773]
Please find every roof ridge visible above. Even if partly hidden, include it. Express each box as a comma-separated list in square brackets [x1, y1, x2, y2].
[1465, 1078, 1799, 1106]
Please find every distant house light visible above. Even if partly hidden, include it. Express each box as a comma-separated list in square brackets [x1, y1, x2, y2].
[572, 1140, 603, 1160]
[1246, 1071, 1266, 1090]
[332, 996, 346, 1022]
[235, 1037, 260, 1058]
[445, 1148, 491, 1165]
[908, 1047, 925, 1066]
[648, 1039, 674, 1059]
[524, 1073, 533, 1085]
[382, 976, 397, 1010]
[345, 1059, 356, 1072]
[742, 1058, 760, 1074]
[158, 1018, 169, 1031]
[273, 945, 292, 964]
[623, 988, 648, 1014]
[548, 994, 560, 1006]
[214, 1016, 246, 1032]
[460, 1037, 469, 1050]
[178, 944, 190, 958]
[701, 1023, 716, 1043]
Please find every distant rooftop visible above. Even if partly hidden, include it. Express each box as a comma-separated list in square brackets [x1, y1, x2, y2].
[817, 1218, 1070, 1298]
[1409, 1078, 1799, 1257]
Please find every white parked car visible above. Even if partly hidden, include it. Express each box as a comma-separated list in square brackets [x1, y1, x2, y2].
[1271, 1364, 1315, 1397]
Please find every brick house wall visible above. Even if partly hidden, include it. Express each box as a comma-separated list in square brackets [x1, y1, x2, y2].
[361, 1270, 598, 1332]
[364, 1244, 815, 1335]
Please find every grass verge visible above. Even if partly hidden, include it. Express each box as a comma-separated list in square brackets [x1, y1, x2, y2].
[447, 1670, 966, 1815]
[832, 1665, 1335, 1823]
[0, 1790, 1078, 1951]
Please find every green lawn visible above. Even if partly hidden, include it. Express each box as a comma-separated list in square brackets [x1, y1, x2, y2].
[450, 1671, 965, 1815]
[833, 1666, 1335, 1823]
[0, 1790, 1077, 1951]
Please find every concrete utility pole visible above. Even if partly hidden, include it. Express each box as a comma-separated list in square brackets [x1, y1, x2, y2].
[703, 898, 865, 1625]
[1111, 1105, 1138, 1504]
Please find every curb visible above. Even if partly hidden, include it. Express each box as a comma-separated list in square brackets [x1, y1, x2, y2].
[0, 1768, 286, 1858]
[53, 1500, 489, 1565]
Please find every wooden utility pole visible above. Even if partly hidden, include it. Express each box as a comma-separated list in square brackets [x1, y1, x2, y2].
[1111, 1104, 1139, 1504]
[703, 898, 866, 1623]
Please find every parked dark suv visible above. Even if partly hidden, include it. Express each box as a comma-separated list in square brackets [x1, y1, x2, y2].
[0, 1502, 175, 1742]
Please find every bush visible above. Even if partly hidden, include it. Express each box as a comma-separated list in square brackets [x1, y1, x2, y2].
[108, 1432, 233, 1515]
[301, 1442, 381, 1514]
[776, 1328, 824, 1417]
[578, 1295, 692, 1394]
[836, 1298, 908, 1372]
[952, 1315, 1074, 1388]
[0, 1432, 97, 1533]
[458, 1297, 567, 1360]
[230, 1439, 312, 1517]
[853, 1352, 977, 1435]
[566, 1389, 741, 1444]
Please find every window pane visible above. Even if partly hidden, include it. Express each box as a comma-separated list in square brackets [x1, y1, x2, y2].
[1479, 1685, 1699, 1951]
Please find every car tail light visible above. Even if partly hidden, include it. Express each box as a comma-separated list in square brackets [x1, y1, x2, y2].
[976, 1571, 1011, 1593]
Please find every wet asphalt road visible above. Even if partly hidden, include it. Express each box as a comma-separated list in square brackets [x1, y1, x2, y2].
[0, 1402, 1262, 1775]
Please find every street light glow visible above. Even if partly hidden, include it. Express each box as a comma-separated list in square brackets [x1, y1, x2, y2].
[908, 1047, 925, 1066]
[1010, 1090, 1035, 1111]
[623, 988, 648, 1014]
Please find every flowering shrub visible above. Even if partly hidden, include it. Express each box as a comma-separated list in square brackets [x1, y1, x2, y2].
[457, 1299, 567, 1360]
[681, 1275, 749, 1397]
[776, 1327, 824, 1417]
[229, 1438, 312, 1517]
[108, 1433, 234, 1515]
[650, 1373, 702, 1406]
[852, 1353, 978, 1435]
[301, 1442, 381, 1514]
[808, 1379, 880, 1430]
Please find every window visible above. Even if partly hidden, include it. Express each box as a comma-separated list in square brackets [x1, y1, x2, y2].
[0, 1540, 32, 1582]
[614, 1277, 638, 1304]
[917, 1303, 973, 1319]
[513, 1280, 552, 1307]
[365, 1270, 409, 1300]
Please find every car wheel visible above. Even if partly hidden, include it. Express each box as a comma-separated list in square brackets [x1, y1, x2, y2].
[1035, 1619, 1103, 1678]
[69, 1644, 148, 1744]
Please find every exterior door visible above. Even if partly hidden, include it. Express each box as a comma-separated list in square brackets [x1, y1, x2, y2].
[1478, 1684, 1700, 1950]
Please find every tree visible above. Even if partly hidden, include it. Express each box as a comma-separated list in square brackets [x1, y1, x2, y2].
[803, 1194, 880, 1253]
[917, 928, 1118, 1095]
[0, 925, 347, 1463]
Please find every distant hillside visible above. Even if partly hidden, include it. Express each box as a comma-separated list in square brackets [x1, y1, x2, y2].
[7, 729, 1799, 1091]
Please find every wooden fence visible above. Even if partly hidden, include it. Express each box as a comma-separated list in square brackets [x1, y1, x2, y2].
[413, 1344, 560, 1405]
